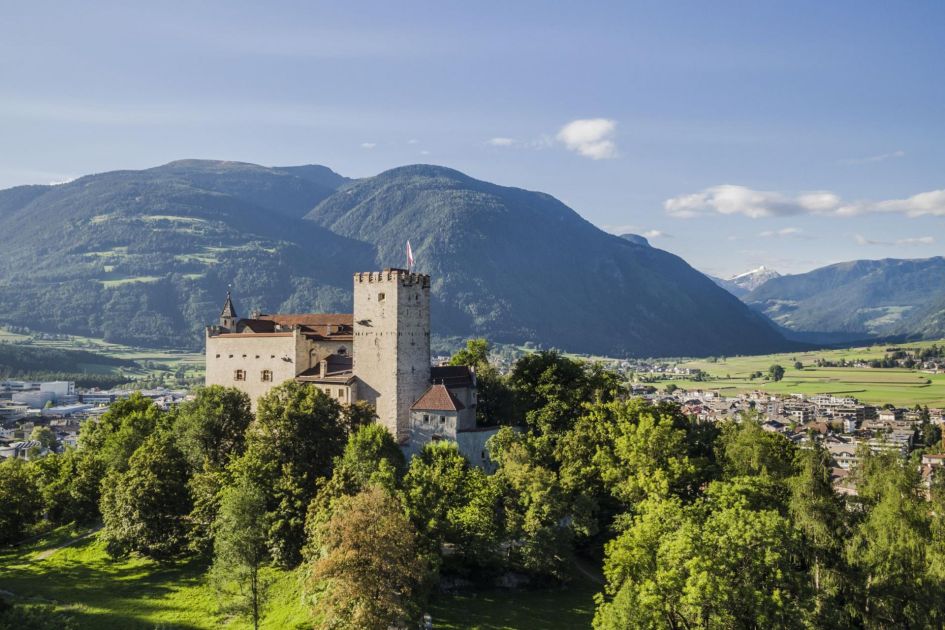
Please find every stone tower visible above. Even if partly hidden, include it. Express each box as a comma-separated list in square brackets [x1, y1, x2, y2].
[220, 291, 238, 331]
[352, 269, 431, 442]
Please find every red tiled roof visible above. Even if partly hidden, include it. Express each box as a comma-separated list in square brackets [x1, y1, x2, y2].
[258, 313, 353, 327]
[411, 384, 465, 412]
[235, 313, 353, 337]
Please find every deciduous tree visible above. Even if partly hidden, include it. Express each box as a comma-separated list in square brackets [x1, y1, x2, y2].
[211, 479, 270, 630]
[307, 486, 430, 630]
[100, 433, 192, 559]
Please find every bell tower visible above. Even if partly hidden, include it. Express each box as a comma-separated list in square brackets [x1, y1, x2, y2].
[219, 290, 238, 331]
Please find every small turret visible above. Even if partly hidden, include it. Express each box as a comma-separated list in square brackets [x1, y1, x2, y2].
[220, 290, 238, 331]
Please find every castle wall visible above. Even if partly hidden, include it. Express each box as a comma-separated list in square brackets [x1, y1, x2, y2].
[352, 270, 431, 442]
[205, 332, 299, 409]
[295, 338, 350, 373]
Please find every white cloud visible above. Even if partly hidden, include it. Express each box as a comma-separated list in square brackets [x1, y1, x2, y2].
[407, 138, 420, 145]
[855, 234, 935, 247]
[487, 137, 516, 147]
[419, 150, 431, 156]
[665, 185, 945, 219]
[360, 142, 377, 149]
[759, 227, 803, 238]
[840, 150, 906, 165]
[898, 236, 935, 245]
[599, 224, 669, 239]
[556, 118, 618, 160]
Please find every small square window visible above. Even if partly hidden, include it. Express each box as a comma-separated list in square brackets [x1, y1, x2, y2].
[378, 292, 385, 301]
[261, 370, 272, 382]
[234, 369, 246, 381]
[215, 354, 220, 358]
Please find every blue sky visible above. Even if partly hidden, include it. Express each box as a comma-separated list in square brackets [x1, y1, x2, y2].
[2, 1, 942, 276]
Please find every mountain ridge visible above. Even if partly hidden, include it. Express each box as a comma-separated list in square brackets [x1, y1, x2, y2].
[0, 159, 793, 357]
[744, 256, 945, 340]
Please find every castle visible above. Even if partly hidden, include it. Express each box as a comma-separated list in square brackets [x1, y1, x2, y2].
[205, 269, 497, 465]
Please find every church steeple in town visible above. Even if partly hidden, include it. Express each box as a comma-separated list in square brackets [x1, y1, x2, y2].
[220, 289, 238, 331]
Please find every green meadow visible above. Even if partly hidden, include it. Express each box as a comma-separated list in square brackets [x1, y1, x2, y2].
[660, 340, 945, 407]
[0, 527, 597, 630]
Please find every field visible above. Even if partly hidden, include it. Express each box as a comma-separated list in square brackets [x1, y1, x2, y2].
[659, 340, 945, 407]
[0, 328, 204, 387]
[0, 527, 597, 629]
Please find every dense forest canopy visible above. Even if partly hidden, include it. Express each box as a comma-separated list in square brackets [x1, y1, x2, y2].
[3, 345, 945, 628]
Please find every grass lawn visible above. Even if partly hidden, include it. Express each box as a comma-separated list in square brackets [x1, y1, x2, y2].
[1, 526, 595, 630]
[0, 526, 309, 629]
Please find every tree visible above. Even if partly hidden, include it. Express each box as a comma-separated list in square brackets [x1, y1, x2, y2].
[846, 451, 937, 626]
[402, 441, 502, 569]
[100, 433, 192, 559]
[306, 486, 430, 630]
[769, 364, 786, 382]
[305, 424, 406, 560]
[794, 361, 804, 370]
[787, 445, 852, 626]
[449, 338, 491, 369]
[69, 452, 107, 523]
[507, 351, 620, 457]
[489, 428, 572, 578]
[717, 415, 796, 481]
[79, 393, 164, 472]
[341, 400, 377, 435]
[211, 479, 270, 630]
[0, 457, 43, 544]
[450, 338, 515, 426]
[29, 425, 57, 451]
[173, 385, 252, 470]
[187, 462, 227, 556]
[238, 381, 347, 567]
[595, 487, 810, 629]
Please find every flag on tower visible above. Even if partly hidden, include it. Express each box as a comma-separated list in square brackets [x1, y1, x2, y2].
[406, 240, 414, 270]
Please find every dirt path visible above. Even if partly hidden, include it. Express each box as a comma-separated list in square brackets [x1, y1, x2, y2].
[33, 526, 100, 561]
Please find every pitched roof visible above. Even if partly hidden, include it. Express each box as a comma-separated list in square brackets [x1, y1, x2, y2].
[430, 365, 475, 388]
[411, 384, 465, 412]
[221, 291, 237, 318]
[230, 313, 354, 338]
[257, 313, 353, 328]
